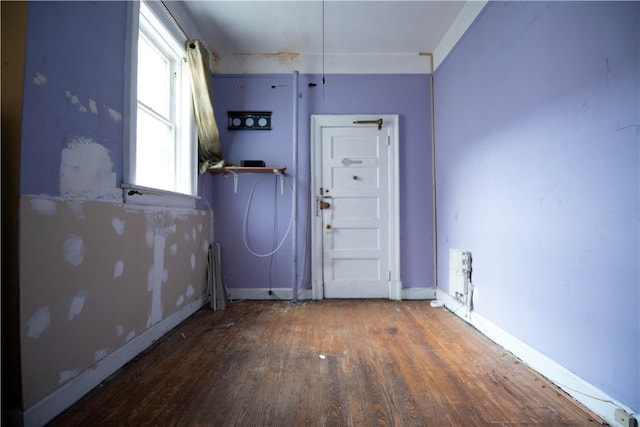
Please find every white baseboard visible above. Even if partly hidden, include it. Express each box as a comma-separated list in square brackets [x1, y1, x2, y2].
[401, 287, 436, 300]
[23, 296, 208, 427]
[435, 290, 634, 426]
[227, 287, 313, 302]
[226, 287, 432, 301]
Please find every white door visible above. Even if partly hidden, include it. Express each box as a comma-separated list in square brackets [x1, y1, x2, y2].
[311, 115, 401, 300]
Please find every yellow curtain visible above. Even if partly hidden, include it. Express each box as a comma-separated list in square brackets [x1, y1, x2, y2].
[186, 39, 225, 174]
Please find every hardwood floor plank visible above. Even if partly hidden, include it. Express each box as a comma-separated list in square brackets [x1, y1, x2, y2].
[49, 301, 604, 427]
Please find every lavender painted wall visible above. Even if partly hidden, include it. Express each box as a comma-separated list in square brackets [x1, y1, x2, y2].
[21, 1, 126, 197]
[211, 74, 433, 291]
[434, 1, 639, 411]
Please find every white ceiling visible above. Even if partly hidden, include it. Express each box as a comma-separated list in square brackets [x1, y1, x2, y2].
[169, 1, 482, 74]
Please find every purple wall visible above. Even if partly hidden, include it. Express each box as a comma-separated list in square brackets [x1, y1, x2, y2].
[211, 74, 433, 291]
[20, 1, 216, 208]
[434, 1, 639, 411]
[20, 1, 127, 196]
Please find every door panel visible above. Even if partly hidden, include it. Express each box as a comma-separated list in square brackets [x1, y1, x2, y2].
[321, 126, 389, 298]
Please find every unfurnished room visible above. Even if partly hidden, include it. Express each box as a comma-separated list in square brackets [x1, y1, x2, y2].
[1, 1, 639, 426]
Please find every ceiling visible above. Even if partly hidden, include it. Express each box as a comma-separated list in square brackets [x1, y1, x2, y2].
[170, 1, 475, 74]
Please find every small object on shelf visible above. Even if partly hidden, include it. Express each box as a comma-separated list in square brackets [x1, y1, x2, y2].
[241, 160, 265, 167]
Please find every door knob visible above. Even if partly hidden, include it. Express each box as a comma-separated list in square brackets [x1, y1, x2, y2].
[326, 224, 332, 230]
[320, 201, 331, 210]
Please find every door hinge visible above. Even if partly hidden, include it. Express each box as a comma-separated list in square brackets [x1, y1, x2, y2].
[387, 135, 391, 146]
[388, 271, 391, 281]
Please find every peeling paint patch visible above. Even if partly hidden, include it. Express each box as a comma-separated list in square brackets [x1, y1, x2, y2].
[26, 307, 51, 338]
[183, 232, 191, 242]
[186, 284, 195, 298]
[30, 198, 57, 215]
[170, 243, 178, 255]
[94, 348, 109, 362]
[63, 235, 86, 266]
[89, 99, 98, 114]
[176, 294, 184, 306]
[33, 72, 47, 85]
[114, 260, 124, 279]
[111, 217, 125, 235]
[202, 240, 209, 253]
[68, 291, 87, 320]
[116, 324, 125, 337]
[191, 228, 197, 242]
[60, 136, 122, 200]
[59, 369, 80, 385]
[106, 107, 123, 122]
[190, 253, 196, 271]
[125, 331, 136, 342]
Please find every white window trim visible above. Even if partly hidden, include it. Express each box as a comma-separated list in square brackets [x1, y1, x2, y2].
[123, 1, 198, 209]
[122, 183, 200, 208]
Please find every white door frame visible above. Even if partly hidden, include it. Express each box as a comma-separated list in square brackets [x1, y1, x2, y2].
[310, 114, 401, 300]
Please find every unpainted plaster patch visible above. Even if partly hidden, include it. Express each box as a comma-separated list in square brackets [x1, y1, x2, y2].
[146, 235, 166, 327]
[191, 228, 197, 242]
[202, 240, 209, 253]
[114, 260, 124, 279]
[60, 136, 122, 200]
[63, 234, 86, 266]
[125, 331, 136, 342]
[186, 284, 195, 298]
[115, 324, 125, 337]
[146, 211, 178, 327]
[190, 253, 196, 271]
[33, 72, 47, 85]
[67, 201, 85, 219]
[30, 198, 57, 215]
[176, 294, 185, 307]
[26, 307, 51, 339]
[197, 224, 204, 233]
[170, 243, 178, 255]
[68, 291, 87, 320]
[94, 348, 109, 362]
[111, 217, 125, 235]
[183, 232, 191, 242]
[106, 107, 123, 122]
[65, 90, 87, 112]
[89, 99, 98, 114]
[59, 369, 80, 385]
[145, 229, 155, 248]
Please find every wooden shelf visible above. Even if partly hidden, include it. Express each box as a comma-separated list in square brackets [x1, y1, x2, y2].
[208, 166, 286, 175]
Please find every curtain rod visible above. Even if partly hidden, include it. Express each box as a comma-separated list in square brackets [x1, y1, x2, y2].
[160, 1, 191, 41]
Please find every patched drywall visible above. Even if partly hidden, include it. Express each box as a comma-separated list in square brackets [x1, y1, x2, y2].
[20, 196, 212, 407]
[59, 136, 122, 201]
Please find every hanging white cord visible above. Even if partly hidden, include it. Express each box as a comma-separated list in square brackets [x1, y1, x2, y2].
[242, 174, 294, 257]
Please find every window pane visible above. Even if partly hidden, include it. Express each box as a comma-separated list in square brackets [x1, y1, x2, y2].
[137, 33, 171, 118]
[136, 106, 175, 192]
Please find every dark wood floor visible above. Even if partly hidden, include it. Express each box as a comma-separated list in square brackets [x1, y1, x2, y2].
[50, 300, 603, 426]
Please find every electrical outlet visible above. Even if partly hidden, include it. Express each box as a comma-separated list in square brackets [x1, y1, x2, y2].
[615, 408, 637, 427]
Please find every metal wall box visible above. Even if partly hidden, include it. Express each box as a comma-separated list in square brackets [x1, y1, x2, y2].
[227, 111, 272, 130]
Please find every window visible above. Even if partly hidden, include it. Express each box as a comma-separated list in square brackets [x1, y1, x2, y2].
[124, 1, 197, 207]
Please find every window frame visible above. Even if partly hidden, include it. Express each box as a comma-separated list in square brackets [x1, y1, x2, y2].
[123, 0, 198, 208]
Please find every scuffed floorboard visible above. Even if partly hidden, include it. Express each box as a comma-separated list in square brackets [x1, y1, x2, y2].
[50, 300, 604, 426]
